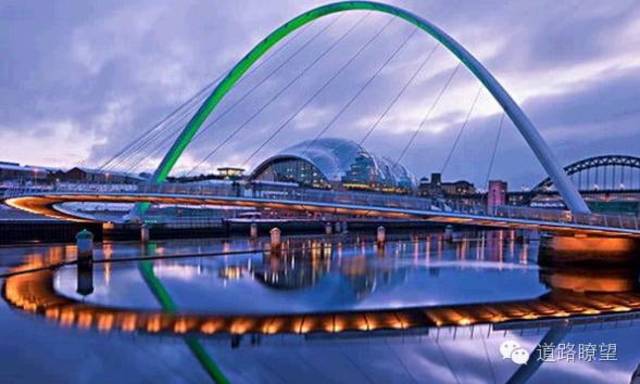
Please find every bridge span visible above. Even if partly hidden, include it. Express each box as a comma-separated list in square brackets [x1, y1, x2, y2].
[4, 185, 640, 239]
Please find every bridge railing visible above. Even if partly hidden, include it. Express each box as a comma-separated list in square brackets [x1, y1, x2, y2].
[2, 185, 54, 199]
[495, 205, 640, 231]
[4, 183, 638, 231]
[257, 187, 442, 212]
[3, 181, 456, 213]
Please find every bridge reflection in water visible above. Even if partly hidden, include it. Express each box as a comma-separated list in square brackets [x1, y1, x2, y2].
[4, 233, 640, 339]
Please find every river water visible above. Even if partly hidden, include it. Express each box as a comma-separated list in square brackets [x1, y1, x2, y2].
[1, 230, 639, 383]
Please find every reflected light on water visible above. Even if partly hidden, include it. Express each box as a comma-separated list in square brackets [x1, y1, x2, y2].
[3, 234, 640, 340]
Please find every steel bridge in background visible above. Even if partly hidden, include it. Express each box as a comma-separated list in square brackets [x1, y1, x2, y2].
[534, 155, 640, 192]
[504, 155, 640, 210]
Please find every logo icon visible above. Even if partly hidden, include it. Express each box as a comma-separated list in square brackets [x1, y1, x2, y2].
[500, 340, 529, 365]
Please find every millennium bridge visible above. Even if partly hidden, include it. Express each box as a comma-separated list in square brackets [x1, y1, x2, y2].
[4, 0, 638, 243]
[4, 183, 640, 239]
[3, 2, 640, 382]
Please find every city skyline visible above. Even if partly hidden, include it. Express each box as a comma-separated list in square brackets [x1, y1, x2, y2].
[2, 0, 639, 188]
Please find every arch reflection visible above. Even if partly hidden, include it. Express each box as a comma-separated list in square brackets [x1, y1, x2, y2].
[4, 237, 640, 338]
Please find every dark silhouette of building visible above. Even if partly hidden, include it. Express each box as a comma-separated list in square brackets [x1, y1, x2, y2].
[59, 167, 145, 184]
[0, 161, 58, 182]
[418, 173, 476, 198]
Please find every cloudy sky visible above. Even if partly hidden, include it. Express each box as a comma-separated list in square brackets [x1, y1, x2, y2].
[2, 0, 639, 188]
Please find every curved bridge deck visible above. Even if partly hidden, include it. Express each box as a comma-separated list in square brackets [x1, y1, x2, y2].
[4, 187, 640, 238]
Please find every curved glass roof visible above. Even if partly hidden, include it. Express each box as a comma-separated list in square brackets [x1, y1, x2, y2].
[252, 138, 416, 189]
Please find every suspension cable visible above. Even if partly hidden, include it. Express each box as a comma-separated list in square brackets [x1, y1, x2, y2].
[440, 86, 482, 174]
[111, 90, 212, 172]
[130, 16, 346, 175]
[394, 62, 461, 166]
[124, 123, 188, 174]
[99, 77, 221, 171]
[100, 22, 311, 174]
[243, 21, 421, 167]
[485, 112, 505, 186]
[189, 14, 344, 145]
[188, 13, 373, 175]
[359, 43, 439, 147]
[302, 26, 421, 154]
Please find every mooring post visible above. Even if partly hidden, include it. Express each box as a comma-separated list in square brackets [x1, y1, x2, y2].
[250, 222, 258, 239]
[444, 225, 454, 242]
[377, 225, 386, 245]
[325, 222, 333, 235]
[75, 229, 94, 263]
[140, 223, 150, 243]
[270, 227, 282, 254]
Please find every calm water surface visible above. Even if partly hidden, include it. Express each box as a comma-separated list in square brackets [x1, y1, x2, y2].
[1, 230, 639, 383]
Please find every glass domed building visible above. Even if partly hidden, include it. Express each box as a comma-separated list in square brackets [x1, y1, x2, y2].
[250, 138, 416, 193]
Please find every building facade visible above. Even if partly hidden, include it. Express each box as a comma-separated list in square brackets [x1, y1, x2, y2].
[58, 167, 145, 184]
[250, 138, 416, 193]
[487, 179, 508, 212]
[418, 173, 476, 198]
[0, 161, 58, 182]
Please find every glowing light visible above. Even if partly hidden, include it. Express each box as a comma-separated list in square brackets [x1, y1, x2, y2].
[201, 319, 223, 334]
[77, 312, 93, 329]
[97, 314, 114, 331]
[458, 318, 472, 326]
[174, 318, 193, 334]
[147, 315, 162, 333]
[6, 256, 640, 338]
[60, 309, 75, 326]
[121, 314, 137, 332]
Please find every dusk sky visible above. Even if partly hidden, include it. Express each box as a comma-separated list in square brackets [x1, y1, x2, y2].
[2, 0, 639, 188]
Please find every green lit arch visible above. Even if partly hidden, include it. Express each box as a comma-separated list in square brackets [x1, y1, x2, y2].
[151, 0, 589, 213]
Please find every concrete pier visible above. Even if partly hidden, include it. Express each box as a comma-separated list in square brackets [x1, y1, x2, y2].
[539, 234, 640, 266]
[540, 266, 639, 293]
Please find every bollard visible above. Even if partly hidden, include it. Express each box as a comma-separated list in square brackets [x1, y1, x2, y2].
[140, 223, 150, 243]
[325, 222, 333, 235]
[376, 225, 386, 245]
[270, 227, 282, 250]
[250, 222, 258, 239]
[75, 229, 94, 262]
[444, 225, 454, 242]
[334, 222, 341, 234]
